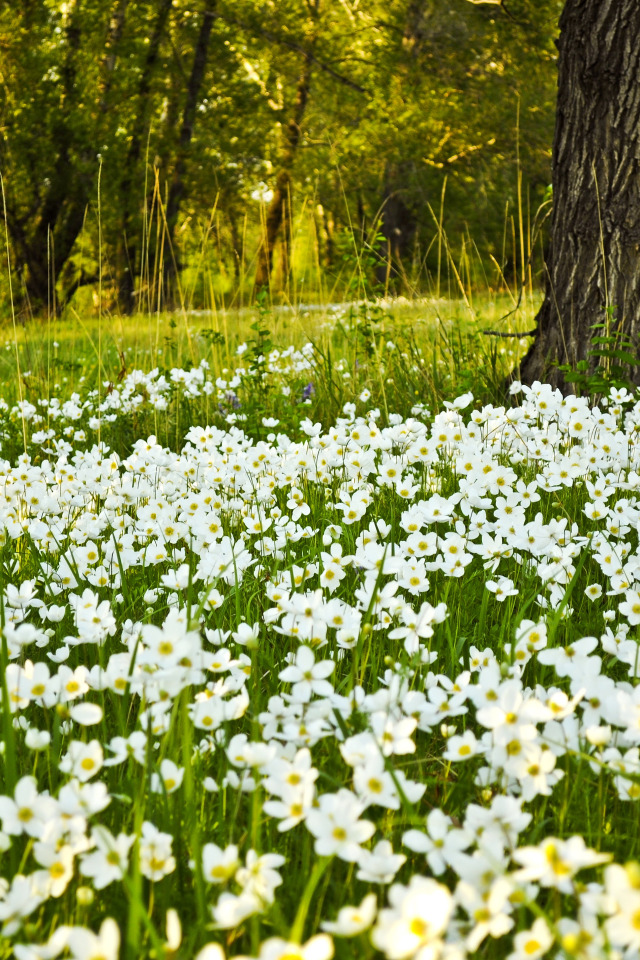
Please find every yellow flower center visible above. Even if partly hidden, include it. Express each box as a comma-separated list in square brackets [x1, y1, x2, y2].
[410, 918, 429, 938]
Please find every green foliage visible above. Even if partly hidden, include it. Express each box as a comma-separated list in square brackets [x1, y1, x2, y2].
[0, 0, 561, 312]
[554, 307, 640, 397]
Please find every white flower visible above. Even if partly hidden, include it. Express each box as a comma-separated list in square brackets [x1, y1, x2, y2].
[321, 893, 377, 936]
[211, 891, 261, 929]
[279, 646, 334, 702]
[150, 760, 184, 794]
[442, 729, 482, 762]
[506, 918, 553, 960]
[59, 740, 104, 782]
[194, 945, 226, 960]
[356, 840, 406, 884]
[139, 821, 176, 881]
[252, 935, 334, 960]
[485, 576, 518, 601]
[69, 702, 103, 726]
[202, 843, 240, 884]
[512, 836, 610, 892]
[371, 875, 453, 959]
[604, 863, 640, 954]
[67, 919, 120, 960]
[235, 850, 285, 904]
[0, 776, 56, 838]
[25, 729, 51, 751]
[305, 790, 375, 862]
[403, 808, 472, 875]
[584, 583, 603, 601]
[80, 826, 135, 889]
[233, 622, 261, 647]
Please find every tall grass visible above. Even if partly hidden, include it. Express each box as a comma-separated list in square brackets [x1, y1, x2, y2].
[0, 177, 543, 451]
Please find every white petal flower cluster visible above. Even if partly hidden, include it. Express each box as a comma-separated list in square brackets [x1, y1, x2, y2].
[3, 372, 640, 957]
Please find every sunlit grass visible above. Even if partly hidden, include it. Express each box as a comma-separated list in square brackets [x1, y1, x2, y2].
[0, 293, 539, 421]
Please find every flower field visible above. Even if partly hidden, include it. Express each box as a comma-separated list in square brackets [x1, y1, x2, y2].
[1, 339, 640, 960]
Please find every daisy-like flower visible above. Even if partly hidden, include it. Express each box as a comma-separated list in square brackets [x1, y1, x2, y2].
[211, 891, 262, 930]
[442, 729, 482, 762]
[512, 836, 610, 893]
[403, 808, 472, 875]
[485, 576, 518, 601]
[58, 740, 104, 783]
[80, 826, 136, 889]
[0, 874, 45, 937]
[356, 840, 406, 884]
[202, 843, 240, 884]
[457, 875, 515, 951]
[0, 776, 57, 839]
[139, 821, 176, 881]
[537, 635, 600, 679]
[150, 759, 184, 794]
[321, 893, 377, 937]
[194, 945, 226, 960]
[584, 583, 603, 601]
[66, 919, 120, 960]
[619, 588, 640, 625]
[371, 875, 453, 959]
[305, 789, 375, 862]
[604, 862, 640, 954]
[506, 917, 553, 960]
[32, 842, 76, 898]
[250, 934, 334, 960]
[235, 850, 285, 905]
[278, 646, 334, 702]
[369, 712, 417, 757]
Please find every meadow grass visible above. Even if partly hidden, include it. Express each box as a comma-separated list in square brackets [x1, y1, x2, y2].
[1, 294, 640, 960]
[0, 293, 537, 449]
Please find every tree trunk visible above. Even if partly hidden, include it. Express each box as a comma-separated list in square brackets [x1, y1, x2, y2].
[402, 0, 432, 55]
[22, 0, 83, 309]
[254, 52, 313, 290]
[22, 0, 130, 312]
[117, 0, 174, 314]
[370, 0, 425, 294]
[519, 0, 640, 390]
[375, 167, 417, 292]
[162, 0, 217, 305]
[97, 0, 129, 114]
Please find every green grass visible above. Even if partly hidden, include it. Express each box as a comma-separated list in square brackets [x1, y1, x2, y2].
[0, 293, 538, 456]
[3, 293, 639, 960]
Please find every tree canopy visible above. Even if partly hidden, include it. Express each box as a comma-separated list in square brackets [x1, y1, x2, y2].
[0, 0, 562, 314]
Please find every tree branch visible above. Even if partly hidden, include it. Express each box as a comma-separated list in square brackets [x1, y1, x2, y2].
[212, 13, 369, 96]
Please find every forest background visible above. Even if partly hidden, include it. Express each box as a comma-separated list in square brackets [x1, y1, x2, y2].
[0, 0, 562, 320]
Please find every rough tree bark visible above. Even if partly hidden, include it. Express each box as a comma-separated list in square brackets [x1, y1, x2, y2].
[519, 0, 640, 389]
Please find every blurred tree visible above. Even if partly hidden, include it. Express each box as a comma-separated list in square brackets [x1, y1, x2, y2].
[0, 0, 131, 311]
[162, 0, 218, 304]
[0, 0, 561, 314]
[116, 0, 174, 314]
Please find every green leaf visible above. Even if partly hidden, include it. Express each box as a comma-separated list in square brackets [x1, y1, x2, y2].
[589, 348, 638, 365]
